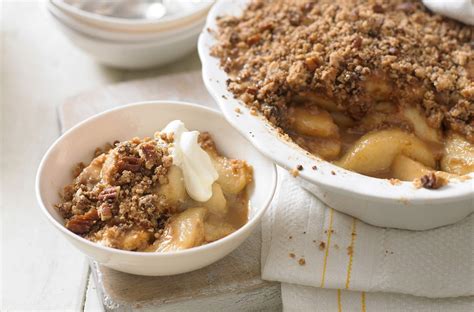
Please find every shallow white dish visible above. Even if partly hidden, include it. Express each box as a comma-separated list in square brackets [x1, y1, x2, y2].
[48, 9, 202, 69]
[36, 101, 277, 276]
[198, 0, 474, 230]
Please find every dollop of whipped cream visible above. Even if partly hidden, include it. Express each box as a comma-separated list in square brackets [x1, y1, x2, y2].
[160, 120, 218, 202]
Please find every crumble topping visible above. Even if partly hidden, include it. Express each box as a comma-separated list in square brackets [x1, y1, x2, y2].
[389, 178, 402, 185]
[211, 0, 474, 142]
[56, 137, 173, 249]
[290, 167, 300, 177]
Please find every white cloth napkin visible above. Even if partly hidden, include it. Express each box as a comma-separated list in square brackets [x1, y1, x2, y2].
[281, 285, 474, 312]
[262, 168, 474, 311]
[423, 0, 474, 25]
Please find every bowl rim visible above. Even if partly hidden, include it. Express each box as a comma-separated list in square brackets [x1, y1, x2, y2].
[50, 0, 213, 29]
[197, 0, 474, 204]
[46, 3, 205, 46]
[36, 100, 277, 258]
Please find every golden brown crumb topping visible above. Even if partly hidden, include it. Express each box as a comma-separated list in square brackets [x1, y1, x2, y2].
[211, 0, 474, 142]
[56, 137, 173, 245]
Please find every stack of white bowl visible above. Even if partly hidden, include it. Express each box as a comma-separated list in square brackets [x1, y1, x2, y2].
[45, 0, 214, 69]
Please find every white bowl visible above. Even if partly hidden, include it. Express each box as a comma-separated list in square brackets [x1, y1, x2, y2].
[50, 0, 214, 33]
[47, 9, 202, 69]
[46, 0, 208, 43]
[198, 0, 474, 230]
[36, 101, 277, 276]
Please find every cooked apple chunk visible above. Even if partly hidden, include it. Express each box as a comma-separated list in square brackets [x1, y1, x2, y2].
[154, 207, 208, 252]
[302, 137, 341, 161]
[441, 134, 474, 175]
[402, 107, 442, 143]
[156, 165, 187, 206]
[212, 156, 253, 195]
[204, 219, 236, 242]
[391, 155, 432, 181]
[337, 129, 435, 175]
[77, 154, 106, 188]
[294, 92, 339, 112]
[202, 183, 227, 216]
[289, 106, 339, 138]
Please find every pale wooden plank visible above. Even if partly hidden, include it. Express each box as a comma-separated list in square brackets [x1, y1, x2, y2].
[84, 273, 104, 312]
[89, 228, 281, 311]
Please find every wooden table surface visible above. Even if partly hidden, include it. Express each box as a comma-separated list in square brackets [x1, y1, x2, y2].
[1, 1, 200, 310]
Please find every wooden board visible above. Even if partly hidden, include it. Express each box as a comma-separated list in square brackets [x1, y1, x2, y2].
[90, 228, 280, 311]
[60, 71, 282, 311]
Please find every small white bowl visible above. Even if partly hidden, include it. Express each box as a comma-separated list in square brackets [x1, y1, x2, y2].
[36, 101, 277, 276]
[46, 0, 207, 43]
[50, 0, 213, 33]
[198, 0, 474, 230]
[47, 9, 203, 69]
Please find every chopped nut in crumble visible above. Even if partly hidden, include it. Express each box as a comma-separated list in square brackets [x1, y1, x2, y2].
[414, 172, 448, 189]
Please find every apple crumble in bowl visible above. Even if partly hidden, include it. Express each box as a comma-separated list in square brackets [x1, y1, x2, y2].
[36, 101, 276, 275]
[56, 121, 252, 252]
[198, 0, 474, 229]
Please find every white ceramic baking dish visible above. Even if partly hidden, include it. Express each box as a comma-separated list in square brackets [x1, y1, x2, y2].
[198, 0, 474, 230]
